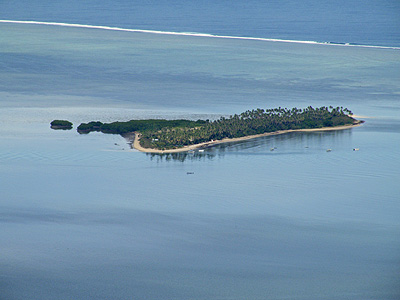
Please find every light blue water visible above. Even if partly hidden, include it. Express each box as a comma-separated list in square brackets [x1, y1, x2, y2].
[1, 2, 400, 300]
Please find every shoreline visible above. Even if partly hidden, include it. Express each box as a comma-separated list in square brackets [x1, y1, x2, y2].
[132, 122, 363, 154]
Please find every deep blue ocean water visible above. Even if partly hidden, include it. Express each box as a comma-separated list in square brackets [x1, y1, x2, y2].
[1, 1, 400, 299]
[1, 0, 400, 47]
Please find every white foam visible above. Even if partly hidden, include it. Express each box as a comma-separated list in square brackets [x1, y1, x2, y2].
[1, 19, 399, 50]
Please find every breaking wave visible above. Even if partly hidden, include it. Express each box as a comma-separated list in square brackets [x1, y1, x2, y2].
[1, 20, 399, 50]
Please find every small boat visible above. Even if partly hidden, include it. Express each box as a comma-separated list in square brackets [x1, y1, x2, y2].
[187, 172, 194, 175]
[326, 149, 332, 152]
[198, 149, 205, 152]
[353, 148, 359, 151]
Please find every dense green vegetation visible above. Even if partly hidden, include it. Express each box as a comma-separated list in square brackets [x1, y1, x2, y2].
[50, 120, 73, 130]
[141, 106, 356, 150]
[72, 106, 358, 150]
[77, 119, 207, 134]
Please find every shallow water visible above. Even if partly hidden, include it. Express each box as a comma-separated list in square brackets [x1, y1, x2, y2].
[1, 16, 400, 300]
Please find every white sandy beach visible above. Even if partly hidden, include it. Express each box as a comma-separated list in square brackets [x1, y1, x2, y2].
[132, 122, 363, 154]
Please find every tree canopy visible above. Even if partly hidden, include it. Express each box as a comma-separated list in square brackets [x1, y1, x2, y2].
[50, 120, 73, 130]
[69, 106, 357, 150]
[140, 106, 356, 150]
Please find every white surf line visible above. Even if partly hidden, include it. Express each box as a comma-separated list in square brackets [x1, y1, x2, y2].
[1, 20, 399, 50]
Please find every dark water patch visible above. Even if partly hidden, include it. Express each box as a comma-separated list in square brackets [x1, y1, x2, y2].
[0, 207, 178, 226]
[146, 152, 216, 163]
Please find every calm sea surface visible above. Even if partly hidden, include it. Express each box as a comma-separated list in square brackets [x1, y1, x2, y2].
[1, 0, 400, 47]
[1, 1, 400, 299]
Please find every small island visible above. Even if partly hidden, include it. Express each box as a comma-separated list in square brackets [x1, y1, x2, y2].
[53, 106, 362, 153]
[50, 120, 73, 130]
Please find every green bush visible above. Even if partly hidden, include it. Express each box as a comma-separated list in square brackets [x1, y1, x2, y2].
[50, 120, 73, 130]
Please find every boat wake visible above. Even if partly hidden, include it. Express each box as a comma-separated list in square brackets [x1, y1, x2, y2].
[1, 19, 399, 50]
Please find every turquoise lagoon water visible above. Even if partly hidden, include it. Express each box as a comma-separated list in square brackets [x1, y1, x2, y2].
[1, 21, 400, 300]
